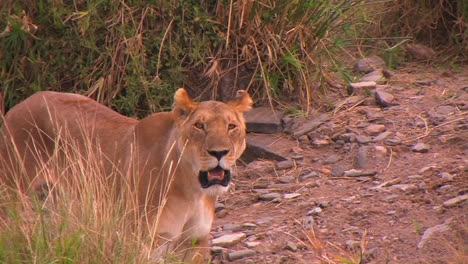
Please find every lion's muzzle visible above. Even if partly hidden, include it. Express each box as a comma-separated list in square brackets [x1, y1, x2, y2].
[198, 166, 231, 188]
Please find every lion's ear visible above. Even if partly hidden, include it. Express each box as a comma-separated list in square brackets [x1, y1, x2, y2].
[227, 90, 253, 112]
[173, 88, 197, 118]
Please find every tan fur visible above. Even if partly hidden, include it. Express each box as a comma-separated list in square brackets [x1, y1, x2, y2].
[0, 88, 252, 263]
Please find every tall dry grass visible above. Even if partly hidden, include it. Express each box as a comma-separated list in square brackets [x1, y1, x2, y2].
[0, 117, 180, 263]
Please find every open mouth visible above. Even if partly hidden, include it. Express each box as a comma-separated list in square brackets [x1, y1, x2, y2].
[199, 166, 231, 188]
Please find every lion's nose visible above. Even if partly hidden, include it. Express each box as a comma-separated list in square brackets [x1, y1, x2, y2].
[208, 150, 229, 160]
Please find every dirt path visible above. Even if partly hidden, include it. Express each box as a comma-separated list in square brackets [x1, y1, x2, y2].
[211, 65, 467, 263]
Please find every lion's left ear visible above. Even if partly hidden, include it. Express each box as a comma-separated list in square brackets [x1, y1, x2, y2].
[173, 88, 198, 118]
[227, 90, 253, 112]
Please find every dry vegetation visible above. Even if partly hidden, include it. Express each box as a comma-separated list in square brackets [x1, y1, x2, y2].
[0, 0, 467, 263]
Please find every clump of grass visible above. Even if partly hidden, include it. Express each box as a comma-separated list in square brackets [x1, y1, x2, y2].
[357, 0, 467, 63]
[300, 227, 367, 264]
[0, 0, 360, 117]
[0, 125, 161, 263]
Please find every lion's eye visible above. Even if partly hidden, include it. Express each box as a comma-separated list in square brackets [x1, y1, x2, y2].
[228, 124, 237, 130]
[194, 122, 204, 130]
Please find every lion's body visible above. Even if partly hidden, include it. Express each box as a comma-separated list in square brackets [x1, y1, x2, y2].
[0, 89, 252, 263]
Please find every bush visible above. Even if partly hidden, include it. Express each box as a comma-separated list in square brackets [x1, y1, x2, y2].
[0, 0, 359, 116]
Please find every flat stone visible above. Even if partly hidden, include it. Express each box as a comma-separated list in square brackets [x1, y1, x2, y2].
[412, 142, 430, 153]
[365, 124, 386, 135]
[277, 159, 295, 170]
[258, 192, 281, 201]
[279, 176, 295, 183]
[323, 155, 341, 165]
[311, 138, 331, 146]
[373, 131, 393, 142]
[245, 241, 260, 248]
[299, 171, 319, 181]
[242, 223, 257, 228]
[375, 90, 395, 107]
[344, 169, 377, 177]
[443, 194, 468, 208]
[307, 207, 323, 216]
[417, 223, 450, 249]
[338, 133, 358, 143]
[439, 172, 454, 181]
[353, 55, 386, 73]
[373, 178, 401, 189]
[212, 233, 246, 247]
[241, 138, 288, 163]
[374, 146, 388, 157]
[285, 241, 298, 251]
[223, 224, 243, 232]
[348, 81, 377, 94]
[359, 69, 385, 82]
[211, 246, 226, 254]
[228, 249, 256, 261]
[390, 184, 419, 194]
[256, 216, 274, 225]
[383, 194, 399, 203]
[331, 166, 345, 177]
[244, 106, 283, 133]
[356, 135, 372, 144]
[284, 193, 301, 199]
[292, 114, 330, 138]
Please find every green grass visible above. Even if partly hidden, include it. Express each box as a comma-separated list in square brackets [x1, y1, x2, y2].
[0, 0, 360, 117]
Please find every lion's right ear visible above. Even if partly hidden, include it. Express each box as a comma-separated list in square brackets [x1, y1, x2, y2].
[173, 88, 197, 119]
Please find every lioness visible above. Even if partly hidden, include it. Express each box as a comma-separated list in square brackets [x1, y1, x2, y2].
[0, 88, 252, 262]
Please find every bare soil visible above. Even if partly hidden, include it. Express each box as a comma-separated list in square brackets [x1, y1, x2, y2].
[211, 65, 468, 264]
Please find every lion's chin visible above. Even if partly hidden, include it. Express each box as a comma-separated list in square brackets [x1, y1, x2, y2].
[198, 166, 231, 189]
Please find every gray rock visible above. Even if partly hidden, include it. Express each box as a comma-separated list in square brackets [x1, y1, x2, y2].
[356, 135, 372, 144]
[256, 216, 274, 225]
[285, 241, 298, 251]
[300, 171, 319, 181]
[355, 146, 369, 169]
[311, 138, 331, 146]
[258, 193, 281, 201]
[385, 138, 401, 146]
[443, 194, 468, 208]
[244, 106, 283, 133]
[277, 159, 295, 170]
[383, 194, 399, 203]
[414, 79, 434, 86]
[228, 249, 256, 261]
[292, 114, 330, 138]
[373, 131, 393, 142]
[375, 90, 395, 107]
[338, 133, 358, 143]
[412, 142, 430, 153]
[211, 246, 226, 254]
[417, 223, 450, 249]
[323, 155, 342, 165]
[344, 169, 377, 177]
[223, 224, 243, 232]
[212, 233, 246, 247]
[359, 69, 385, 82]
[279, 176, 295, 183]
[307, 207, 323, 216]
[245, 241, 260, 248]
[241, 139, 288, 163]
[435, 105, 457, 115]
[353, 55, 386, 73]
[390, 184, 419, 194]
[348, 81, 377, 94]
[331, 166, 345, 177]
[439, 172, 454, 181]
[284, 193, 301, 199]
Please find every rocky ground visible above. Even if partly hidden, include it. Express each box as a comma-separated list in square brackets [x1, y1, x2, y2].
[209, 62, 467, 264]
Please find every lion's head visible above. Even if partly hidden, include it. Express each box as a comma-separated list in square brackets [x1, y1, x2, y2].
[172, 89, 252, 196]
